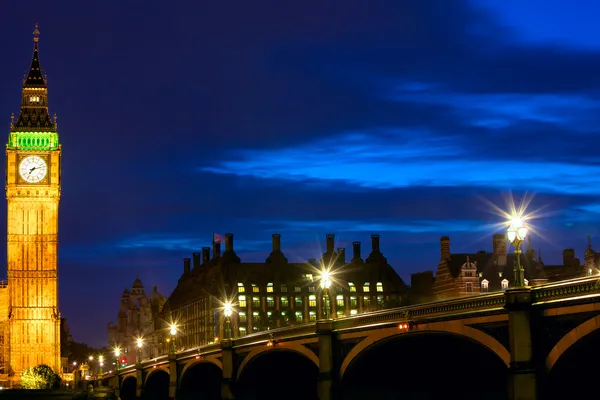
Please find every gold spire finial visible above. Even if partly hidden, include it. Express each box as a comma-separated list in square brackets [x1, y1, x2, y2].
[33, 24, 40, 44]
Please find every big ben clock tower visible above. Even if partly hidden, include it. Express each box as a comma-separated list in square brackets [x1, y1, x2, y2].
[5, 25, 61, 374]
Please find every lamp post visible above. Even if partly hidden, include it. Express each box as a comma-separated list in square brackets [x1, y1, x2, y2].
[224, 302, 233, 340]
[136, 337, 143, 363]
[98, 355, 104, 376]
[114, 347, 120, 373]
[507, 216, 528, 287]
[320, 270, 332, 319]
[169, 324, 177, 354]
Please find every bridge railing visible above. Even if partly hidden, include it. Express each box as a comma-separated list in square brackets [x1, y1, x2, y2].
[233, 322, 318, 349]
[334, 291, 506, 330]
[531, 275, 600, 305]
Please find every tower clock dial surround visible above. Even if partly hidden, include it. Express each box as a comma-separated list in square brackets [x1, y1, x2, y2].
[18, 155, 47, 183]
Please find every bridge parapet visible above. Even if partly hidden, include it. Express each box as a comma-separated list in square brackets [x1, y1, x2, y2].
[532, 276, 600, 305]
[233, 322, 318, 349]
[333, 291, 506, 330]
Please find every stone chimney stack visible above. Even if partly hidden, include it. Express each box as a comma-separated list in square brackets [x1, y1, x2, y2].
[493, 234, 507, 255]
[337, 248, 346, 264]
[371, 234, 380, 253]
[326, 234, 335, 254]
[352, 242, 362, 261]
[225, 233, 234, 252]
[202, 247, 211, 265]
[272, 233, 281, 252]
[192, 252, 200, 270]
[212, 241, 221, 262]
[183, 257, 191, 275]
[440, 236, 450, 260]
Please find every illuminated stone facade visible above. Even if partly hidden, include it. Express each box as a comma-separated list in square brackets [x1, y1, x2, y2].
[3, 26, 62, 376]
[160, 233, 407, 352]
[107, 278, 167, 363]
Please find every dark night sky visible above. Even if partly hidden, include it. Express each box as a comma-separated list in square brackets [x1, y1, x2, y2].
[1, 0, 600, 347]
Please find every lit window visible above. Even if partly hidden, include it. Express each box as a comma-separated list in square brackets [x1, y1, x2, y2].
[266, 297, 274, 307]
[336, 295, 344, 307]
[309, 311, 316, 322]
[363, 282, 370, 293]
[303, 273, 314, 281]
[295, 311, 303, 323]
[281, 311, 286, 317]
[376, 295, 384, 305]
[29, 96, 40, 103]
[501, 279, 509, 290]
[238, 327, 247, 336]
[350, 309, 358, 315]
[349, 282, 356, 292]
[524, 279, 529, 286]
[350, 296, 357, 307]
[466, 282, 472, 293]
[308, 286, 315, 293]
[252, 311, 259, 320]
[481, 279, 489, 292]
[267, 311, 272, 317]
[237, 283, 245, 293]
[281, 285, 287, 293]
[238, 295, 246, 307]
[363, 296, 371, 306]
[337, 311, 344, 318]
[499, 272, 503, 278]
[376, 282, 383, 292]
[308, 295, 316, 307]
[281, 297, 289, 307]
[465, 271, 473, 277]
[239, 312, 247, 323]
[294, 286, 301, 293]
[589, 268, 593, 276]
[252, 297, 260, 308]
[267, 283, 273, 293]
[252, 284, 259, 293]
[295, 297, 303, 307]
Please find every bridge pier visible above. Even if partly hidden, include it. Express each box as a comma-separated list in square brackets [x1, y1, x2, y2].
[168, 354, 177, 400]
[136, 362, 143, 399]
[317, 319, 339, 400]
[505, 287, 537, 400]
[221, 339, 236, 399]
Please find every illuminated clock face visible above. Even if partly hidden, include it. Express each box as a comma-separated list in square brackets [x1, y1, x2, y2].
[19, 155, 48, 183]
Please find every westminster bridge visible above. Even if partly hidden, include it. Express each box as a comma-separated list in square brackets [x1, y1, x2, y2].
[100, 275, 600, 400]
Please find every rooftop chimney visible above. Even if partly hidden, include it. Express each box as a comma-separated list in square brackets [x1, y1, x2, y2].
[326, 234, 335, 253]
[212, 241, 221, 262]
[225, 233, 234, 252]
[440, 236, 450, 260]
[272, 233, 281, 252]
[371, 234, 380, 253]
[352, 241, 362, 261]
[183, 257, 191, 276]
[192, 252, 200, 270]
[202, 247, 211, 265]
[337, 247, 346, 264]
[493, 234, 507, 256]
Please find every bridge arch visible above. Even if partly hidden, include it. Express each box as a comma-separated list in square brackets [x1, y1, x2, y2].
[340, 323, 510, 378]
[143, 367, 170, 400]
[180, 357, 222, 380]
[341, 328, 509, 399]
[236, 342, 318, 380]
[120, 375, 137, 400]
[236, 345, 319, 400]
[179, 360, 223, 400]
[546, 314, 600, 371]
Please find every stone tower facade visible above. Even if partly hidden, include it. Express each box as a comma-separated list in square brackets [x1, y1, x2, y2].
[5, 25, 61, 375]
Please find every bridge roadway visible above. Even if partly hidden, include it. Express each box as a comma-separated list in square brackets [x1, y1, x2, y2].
[100, 275, 600, 400]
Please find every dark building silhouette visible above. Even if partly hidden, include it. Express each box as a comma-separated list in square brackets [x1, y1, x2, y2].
[411, 234, 589, 303]
[160, 233, 407, 350]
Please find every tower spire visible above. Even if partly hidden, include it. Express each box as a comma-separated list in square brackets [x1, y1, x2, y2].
[24, 23, 45, 88]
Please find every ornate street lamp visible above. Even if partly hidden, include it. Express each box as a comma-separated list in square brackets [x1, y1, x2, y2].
[507, 215, 528, 287]
[169, 324, 177, 354]
[98, 355, 104, 376]
[320, 270, 332, 319]
[114, 347, 121, 373]
[223, 302, 233, 340]
[136, 337, 143, 363]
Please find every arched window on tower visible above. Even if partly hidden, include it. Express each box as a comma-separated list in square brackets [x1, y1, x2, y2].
[481, 279, 489, 292]
[501, 279, 509, 290]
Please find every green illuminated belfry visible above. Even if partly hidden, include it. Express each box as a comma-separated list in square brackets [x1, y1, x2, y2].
[8, 23, 59, 151]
